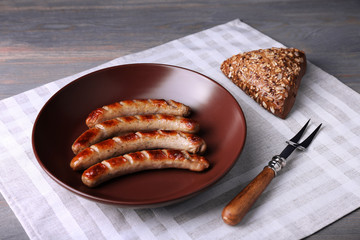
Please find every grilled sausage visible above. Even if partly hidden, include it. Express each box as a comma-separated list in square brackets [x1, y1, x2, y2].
[86, 99, 191, 127]
[81, 149, 210, 187]
[72, 114, 200, 154]
[71, 130, 207, 171]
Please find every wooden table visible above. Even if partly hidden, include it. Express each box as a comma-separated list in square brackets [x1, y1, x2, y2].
[1, 0, 359, 239]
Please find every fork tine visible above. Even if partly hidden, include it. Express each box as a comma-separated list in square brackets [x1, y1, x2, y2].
[298, 123, 322, 149]
[289, 119, 311, 143]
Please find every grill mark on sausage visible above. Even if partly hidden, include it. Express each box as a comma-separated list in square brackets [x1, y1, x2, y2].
[86, 99, 191, 127]
[70, 130, 206, 170]
[72, 114, 200, 154]
[81, 149, 210, 187]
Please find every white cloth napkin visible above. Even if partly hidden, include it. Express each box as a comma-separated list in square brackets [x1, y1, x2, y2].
[1, 19, 360, 240]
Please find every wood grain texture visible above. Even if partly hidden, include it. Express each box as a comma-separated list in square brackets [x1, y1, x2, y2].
[0, 0, 359, 239]
[222, 167, 275, 225]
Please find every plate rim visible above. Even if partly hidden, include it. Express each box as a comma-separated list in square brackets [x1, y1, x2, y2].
[32, 63, 247, 207]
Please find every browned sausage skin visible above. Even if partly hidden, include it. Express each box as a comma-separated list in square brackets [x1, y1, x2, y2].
[81, 149, 210, 187]
[71, 130, 207, 171]
[72, 114, 200, 154]
[86, 99, 191, 128]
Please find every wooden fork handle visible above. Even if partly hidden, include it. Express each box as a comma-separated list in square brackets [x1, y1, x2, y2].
[222, 167, 275, 225]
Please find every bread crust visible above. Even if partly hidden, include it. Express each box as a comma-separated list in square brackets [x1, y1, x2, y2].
[221, 47, 306, 118]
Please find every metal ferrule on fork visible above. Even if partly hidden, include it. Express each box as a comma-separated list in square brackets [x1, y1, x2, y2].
[267, 155, 286, 176]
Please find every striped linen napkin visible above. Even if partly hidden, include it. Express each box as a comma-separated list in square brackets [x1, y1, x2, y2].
[1, 19, 360, 240]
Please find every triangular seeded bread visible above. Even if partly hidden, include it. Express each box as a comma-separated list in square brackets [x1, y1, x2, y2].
[220, 47, 306, 119]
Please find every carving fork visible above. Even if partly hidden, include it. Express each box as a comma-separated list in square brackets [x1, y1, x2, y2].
[222, 119, 322, 225]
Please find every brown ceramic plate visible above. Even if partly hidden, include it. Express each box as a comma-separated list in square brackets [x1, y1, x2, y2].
[32, 63, 246, 207]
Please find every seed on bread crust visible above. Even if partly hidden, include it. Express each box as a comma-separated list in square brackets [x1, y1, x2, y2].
[220, 47, 306, 119]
